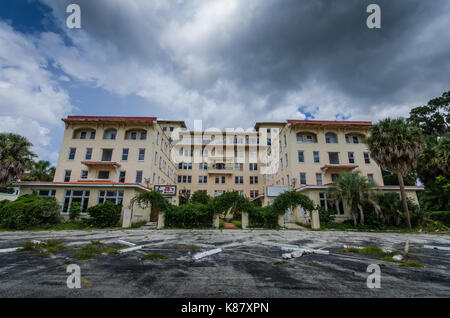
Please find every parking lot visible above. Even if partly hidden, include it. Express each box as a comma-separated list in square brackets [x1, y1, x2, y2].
[0, 229, 449, 297]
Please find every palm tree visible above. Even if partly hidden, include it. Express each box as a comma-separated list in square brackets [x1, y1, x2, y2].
[367, 118, 423, 229]
[21, 160, 55, 182]
[0, 133, 36, 186]
[327, 171, 379, 226]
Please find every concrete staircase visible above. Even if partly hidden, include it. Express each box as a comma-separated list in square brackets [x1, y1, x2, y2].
[143, 222, 158, 229]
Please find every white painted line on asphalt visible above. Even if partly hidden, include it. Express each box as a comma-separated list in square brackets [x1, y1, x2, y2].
[193, 248, 222, 260]
[0, 247, 20, 253]
[118, 246, 144, 254]
[263, 242, 299, 249]
[424, 245, 450, 251]
[117, 240, 136, 247]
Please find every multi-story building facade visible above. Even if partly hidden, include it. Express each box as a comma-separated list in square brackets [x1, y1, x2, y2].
[17, 116, 423, 227]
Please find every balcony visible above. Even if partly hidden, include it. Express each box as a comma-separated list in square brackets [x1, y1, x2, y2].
[207, 164, 234, 175]
[320, 164, 358, 173]
[81, 161, 121, 168]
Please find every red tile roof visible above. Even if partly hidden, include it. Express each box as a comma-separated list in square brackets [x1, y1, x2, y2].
[63, 116, 157, 122]
[287, 120, 372, 126]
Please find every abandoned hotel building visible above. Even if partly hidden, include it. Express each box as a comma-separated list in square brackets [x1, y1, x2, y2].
[16, 116, 423, 228]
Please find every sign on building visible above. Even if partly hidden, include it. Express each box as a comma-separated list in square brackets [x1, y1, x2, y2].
[155, 185, 177, 196]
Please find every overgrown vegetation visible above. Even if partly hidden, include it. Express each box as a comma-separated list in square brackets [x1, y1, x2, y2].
[69, 201, 82, 221]
[141, 253, 167, 260]
[132, 189, 315, 229]
[72, 240, 118, 260]
[84, 201, 121, 228]
[18, 239, 67, 255]
[0, 194, 60, 230]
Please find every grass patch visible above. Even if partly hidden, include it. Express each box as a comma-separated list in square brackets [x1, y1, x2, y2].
[196, 237, 204, 241]
[141, 253, 167, 261]
[219, 219, 224, 229]
[72, 240, 118, 260]
[339, 246, 393, 256]
[178, 244, 200, 250]
[230, 220, 242, 229]
[17, 239, 68, 255]
[128, 221, 147, 229]
[274, 260, 289, 265]
[380, 256, 424, 268]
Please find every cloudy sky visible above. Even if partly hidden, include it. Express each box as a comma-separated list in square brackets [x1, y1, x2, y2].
[0, 0, 449, 164]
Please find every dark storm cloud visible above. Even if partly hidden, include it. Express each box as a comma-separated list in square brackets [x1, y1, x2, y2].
[40, 0, 450, 123]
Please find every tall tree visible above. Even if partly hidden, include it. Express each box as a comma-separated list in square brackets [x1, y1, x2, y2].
[327, 171, 379, 226]
[0, 133, 36, 186]
[367, 118, 423, 229]
[408, 90, 449, 137]
[21, 160, 55, 182]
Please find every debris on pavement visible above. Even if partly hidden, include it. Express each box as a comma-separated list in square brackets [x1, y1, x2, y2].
[192, 248, 222, 260]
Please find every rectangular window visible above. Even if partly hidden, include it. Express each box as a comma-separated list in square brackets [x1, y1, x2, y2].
[62, 190, 90, 213]
[90, 131, 96, 140]
[156, 132, 160, 145]
[250, 176, 259, 184]
[235, 176, 244, 184]
[80, 170, 88, 179]
[138, 148, 145, 161]
[249, 163, 258, 171]
[313, 151, 320, 163]
[199, 162, 208, 170]
[198, 176, 208, 184]
[250, 190, 259, 199]
[130, 131, 137, 140]
[154, 152, 158, 165]
[285, 153, 288, 167]
[80, 131, 87, 139]
[215, 176, 220, 184]
[298, 151, 305, 163]
[122, 148, 129, 161]
[101, 149, 113, 162]
[352, 136, 359, 144]
[38, 189, 56, 197]
[68, 148, 76, 160]
[299, 173, 306, 185]
[368, 174, 374, 182]
[329, 152, 339, 164]
[97, 190, 123, 206]
[140, 131, 147, 140]
[346, 135, 351, 144]
[332, 174, 339, 182]
[319, 193, 328, 209]
[136, 171, 143, 183]
[348, 152, 355, 164]
[316, 173, 323, 185]
[364, 152, 371, 164]
[119, 171, 126, 183]
[85, 148, 92, 160]
[64, 170, 71, 182]
[98, 171, 110, 179]
[284, 135, 287, 147]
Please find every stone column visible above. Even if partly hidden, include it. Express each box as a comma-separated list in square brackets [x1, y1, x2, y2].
[311, 210, 320, 229]
[157, 211, 165, 229]
[213, 214, 220, 229]
[241, 212, 249, 229]
[278, 214, 285, 228]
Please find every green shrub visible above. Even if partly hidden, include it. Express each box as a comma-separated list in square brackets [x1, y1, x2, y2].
[69, 201, 82, 221]
[0, 194, 60, 230]
[231, 220, 242, 228]
[165, 203, 214, 229]
[249, 206, 278, 229]
[428, 211, 450, 226]
[318, 206, 335, 224]
[86, 201, 121, 228]
[191, 191, 211, 205]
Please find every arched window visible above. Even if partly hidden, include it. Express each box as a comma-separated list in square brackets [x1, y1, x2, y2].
[325, 132, 338, 144]
[103, 128, 117, 140]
